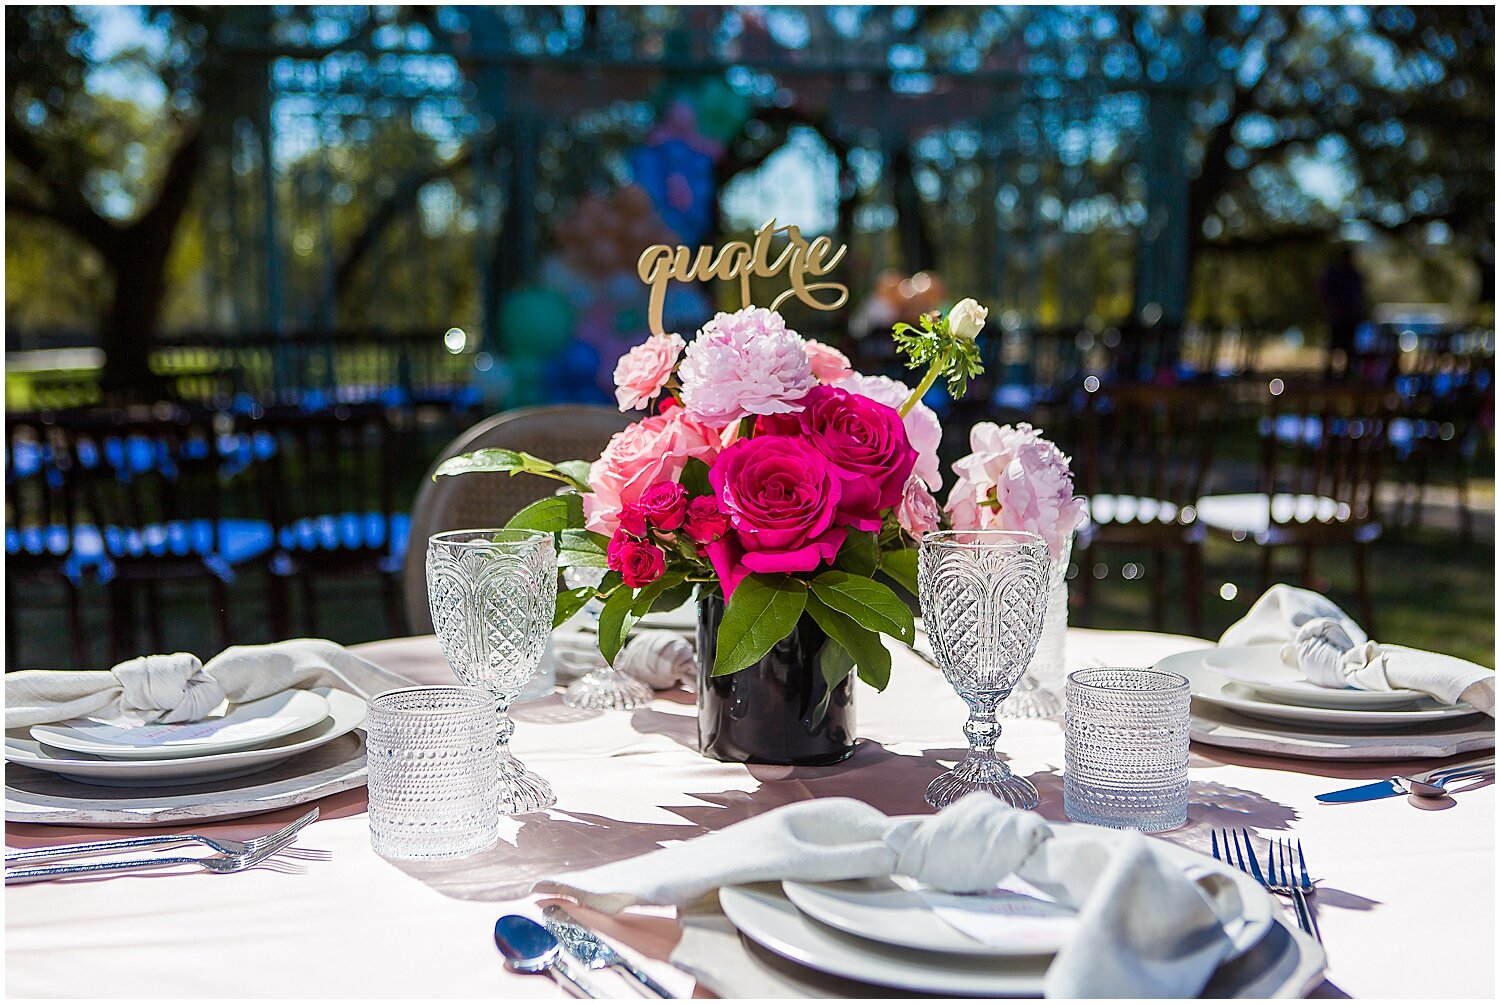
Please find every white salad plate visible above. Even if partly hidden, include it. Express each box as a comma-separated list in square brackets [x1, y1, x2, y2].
[721, 838, 1276, 996]
[1163, 652, 1477, 729]
[3, 687, 366, 787]
[1202, 646, 1428, 710]
[30, 689, 330, 760]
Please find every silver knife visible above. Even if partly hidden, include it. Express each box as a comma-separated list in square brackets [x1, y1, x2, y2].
[1316, 755, 1495, 803]
[542, 904, 677, 999]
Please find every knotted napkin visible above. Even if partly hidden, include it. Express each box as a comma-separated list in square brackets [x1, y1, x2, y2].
[536, 794, 1239, 999]
[1220, 584, 1495, 715]
[4, 639, 412, 729]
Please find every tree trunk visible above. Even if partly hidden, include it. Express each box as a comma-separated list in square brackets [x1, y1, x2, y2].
[99, 245, 172, 401]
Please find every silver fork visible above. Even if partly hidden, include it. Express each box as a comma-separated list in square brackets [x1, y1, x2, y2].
[1211, 828, 1320, 943]
[5, 821, 312, 884]
[4, 808, 326, 866]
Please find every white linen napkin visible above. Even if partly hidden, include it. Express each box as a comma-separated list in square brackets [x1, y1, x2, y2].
[1220, 585, 1495, 714]
[4, 639, 413, 729]
[536, 793, 1238, 999]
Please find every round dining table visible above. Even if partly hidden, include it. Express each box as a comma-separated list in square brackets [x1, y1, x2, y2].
[5, 629, 1494, 998]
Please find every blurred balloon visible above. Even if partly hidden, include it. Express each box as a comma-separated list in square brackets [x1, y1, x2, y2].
[499, 287, 575, 360]
[689, 78, 750, 145]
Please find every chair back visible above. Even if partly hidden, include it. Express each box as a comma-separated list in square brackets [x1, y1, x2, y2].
[403, 405, 631, 633]
[1259, 387, 1393, 529]
[1073, 384, 1223, 515]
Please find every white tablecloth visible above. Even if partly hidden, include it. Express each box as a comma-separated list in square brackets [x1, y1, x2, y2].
[6, 629, 1494, 998]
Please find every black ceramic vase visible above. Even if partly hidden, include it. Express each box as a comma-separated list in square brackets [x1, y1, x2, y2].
[696, 593, 856, 765]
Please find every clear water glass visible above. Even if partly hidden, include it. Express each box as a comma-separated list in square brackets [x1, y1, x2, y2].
[918, 529, 1050, 809]
[366, 685, 499, 860]
[1064, 667, 1191, 832]
[1004, 532, 1073, 719]
[426, 528, 558, 815]
[559, 565, 654, 711]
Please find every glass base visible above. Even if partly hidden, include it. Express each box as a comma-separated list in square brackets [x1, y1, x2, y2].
[1001, 676, 1064, 719]
[562, 666, 655, 711]
[497, 753, 556, 815]
[926, 752, 1039, 810]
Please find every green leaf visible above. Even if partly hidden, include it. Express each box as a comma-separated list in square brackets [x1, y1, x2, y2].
[679, 457, 713, 498]
[711, 574, 808, 676]
[834, 530, 879, 577]
[433, 448, 578, 483]
[597, 587, 638, 665]
[648, 579, 695, 616]
[553, 586, 595, 629]
[506, 494, 584, 533]
[810, 571, 915, 644]
[880, 548, 920, 598]
[631, 571, 687, 618]
[557, 528, 611, 568]
[817, 637, 855, 691]
[805, 593, 892, 691]
[554, 460, 595, 491]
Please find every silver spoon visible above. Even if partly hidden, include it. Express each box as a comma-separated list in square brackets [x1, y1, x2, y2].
[494, 914, 602, 998]
[1398, 755, 1494, 797]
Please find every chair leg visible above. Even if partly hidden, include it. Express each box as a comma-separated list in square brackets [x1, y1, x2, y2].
[1354, 541, 1376, 635]
[1185, 542, 1204, 637]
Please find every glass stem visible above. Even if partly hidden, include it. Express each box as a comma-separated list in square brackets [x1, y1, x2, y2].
[495, 702, 515, 760]
[961, 692, 1002, 757]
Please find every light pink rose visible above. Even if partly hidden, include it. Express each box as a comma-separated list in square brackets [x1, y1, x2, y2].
[612, 332, 684, 411]
[584, 406, 721, 535]
[944, 422, 1086, 560]
[835, 373, 943, 492]
[895, 475, 941, 539]
[678, 307, 817, 426]
[804, 339, 854, 383]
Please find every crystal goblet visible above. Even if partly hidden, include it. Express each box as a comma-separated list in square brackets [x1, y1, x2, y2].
[426, 528, 558, 815]
[558, 566, 654, 711]
[918, 529, 1050, 809]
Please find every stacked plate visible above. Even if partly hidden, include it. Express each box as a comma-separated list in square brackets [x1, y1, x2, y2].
[1165, 646, 1494, 760]
[5, 687, 368, 826]
[715, 832, 1323, 997]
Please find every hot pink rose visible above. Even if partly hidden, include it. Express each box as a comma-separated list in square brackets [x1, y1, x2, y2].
[759, 385, 916, 530]
[804, 339, 854, 383]
[612, 333, 684, 411]
[944, 422, 1087, 560]
[584, 408, 721, 535]
[836, 373, 943, 492]
[895, 475, 941, 539]
[637, 481, 687, 531]
[683, 495, 729, 544]
[617, 505, 648, 538]
[706, 435, 847, 597]
[607, 533, 666, 588]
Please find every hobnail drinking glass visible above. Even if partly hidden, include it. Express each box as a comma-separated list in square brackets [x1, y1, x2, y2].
[1064, 667, 1191, 832]
[558, 566, 654, 711]
[918, 529, 1050, 809]
[366, 685, 499, 860]
[1003, 532, 1073, 720]
[426, 528, 558, 815]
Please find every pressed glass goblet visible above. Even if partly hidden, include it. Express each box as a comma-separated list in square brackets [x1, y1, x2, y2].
[1003, 531, 1073, 720]
[918, 529, 1050, 809]
[559, 566, 654, 711]
[426, 528, 558, 815]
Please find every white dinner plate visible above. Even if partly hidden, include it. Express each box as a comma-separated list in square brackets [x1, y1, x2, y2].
[1161, 651, 1478, 729]
[723, 838, 1275, 995]
[3, 687, 365, 787]
[30, 690, 330, 760]
[1203, 646, 1428, 710]
[1189, 701, 1495, 761]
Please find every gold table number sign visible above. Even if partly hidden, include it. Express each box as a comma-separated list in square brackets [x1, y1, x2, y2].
[636, 217, 849, 337]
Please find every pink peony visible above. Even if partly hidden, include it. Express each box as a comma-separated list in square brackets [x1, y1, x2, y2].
[706, 435, 847, 597]
[612, 333, 685, 411]
[895, 475, 941, 539]
[637, 481, 687, 531]
[944, 422, 1087, 560]
[607, 533, 666, 588]
[759, 385, 915, 530]
[584, 408, 721, 535]
[835, 373, 943, 492]
[683, 495, 730, 544]
[678, 307, 817, 426]
[804, 339, 854, 383]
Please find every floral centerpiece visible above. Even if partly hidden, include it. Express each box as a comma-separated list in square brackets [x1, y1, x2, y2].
[435, 296, 1080, 764]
